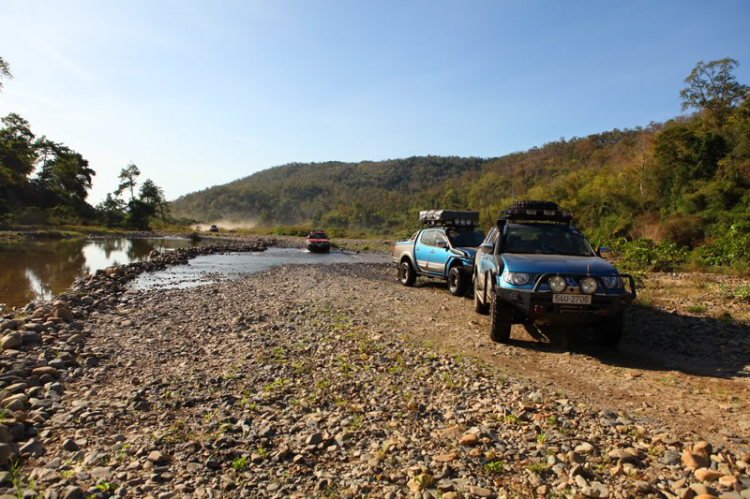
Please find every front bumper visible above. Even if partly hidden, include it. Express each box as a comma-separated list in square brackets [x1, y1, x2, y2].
[308, 242, 330, 251]
[496, 273, 636, 325]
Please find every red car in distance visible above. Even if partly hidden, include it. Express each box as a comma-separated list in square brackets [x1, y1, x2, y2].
[306, 231, 330, 253]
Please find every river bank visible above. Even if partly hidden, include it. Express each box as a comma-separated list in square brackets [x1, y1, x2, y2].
[0, 227, 393, 254]
[0, 240, 749, 498]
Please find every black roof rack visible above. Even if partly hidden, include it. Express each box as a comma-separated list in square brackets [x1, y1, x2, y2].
[497, 201, 573, 225]
[420, 210, 479, 228]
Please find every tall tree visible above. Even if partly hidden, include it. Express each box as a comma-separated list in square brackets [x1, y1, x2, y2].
[0, 113, 37, 186]
[680, 57, 749, 129]
[0, 56, 12, 92]
[139, 178, 170, 224]
[115, 163, 140, 202]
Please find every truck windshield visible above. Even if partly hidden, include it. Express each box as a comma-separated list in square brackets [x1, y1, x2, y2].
[447, 230, 485, 248]
[503, 224, 593, 256]
[309, 233, 328, 239]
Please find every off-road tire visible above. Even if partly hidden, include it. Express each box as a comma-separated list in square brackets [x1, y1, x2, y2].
[398, 260, 416, 287]
[508, 200, 560, 211]
[474, 272, 489, 314]
[489, 287, 512, 343]
[595, 313, 624, 348]
[448, 266, 468, 296]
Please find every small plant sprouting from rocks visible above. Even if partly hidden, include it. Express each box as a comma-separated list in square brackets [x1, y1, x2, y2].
[536, 432, 547, 444]
[96, 481, 116, 493]
[337, 355, 353, 374]
[232, 456, 247, 471]
[526, 462, 547, 475]
[256, 445, 268, 457]
[348, 414, 363, 430]
[485, 460, 505, 474]
[504, 414, 520, 425]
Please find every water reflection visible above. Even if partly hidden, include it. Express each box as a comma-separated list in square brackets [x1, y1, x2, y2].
[0, 238, 195, 312]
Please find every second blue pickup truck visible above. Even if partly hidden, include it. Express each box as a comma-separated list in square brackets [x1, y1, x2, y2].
[392, 210, 485, 296]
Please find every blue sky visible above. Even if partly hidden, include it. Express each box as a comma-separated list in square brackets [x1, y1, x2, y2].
[2, 0, 749, 204]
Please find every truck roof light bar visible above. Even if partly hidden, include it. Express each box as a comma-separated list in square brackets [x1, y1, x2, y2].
[497, 201, 573, 225]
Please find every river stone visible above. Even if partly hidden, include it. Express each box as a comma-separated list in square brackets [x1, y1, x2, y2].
[683, 451, 709, 469]
[148, 451, 167, 463]
[459, 433, 478, 446]
[32, 367, 58, 377]
[0, 443, 10, 465]
[694, 468, 722, 482]
[19, 438, 44, 456]
[0, 320, 20, 332]
[0, 333, 22, 350]
[63, 486, 84, 499]
[3, 398, 26, 412]
[0, 425, 11, 444]
[21, 332, 40, 344]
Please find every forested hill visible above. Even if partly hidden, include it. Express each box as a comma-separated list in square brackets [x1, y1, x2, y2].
[171, 156, 486, 229]
[171, 112, 748, 243]
[172, 59, 750, 256]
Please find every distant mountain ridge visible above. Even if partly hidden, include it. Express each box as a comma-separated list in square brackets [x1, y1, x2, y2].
[171, 155, 487, 229]
[171, 109, 749, 248]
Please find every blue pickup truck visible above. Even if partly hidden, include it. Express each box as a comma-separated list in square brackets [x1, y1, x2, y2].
[393, 210, 485, 296]
[473, 201, 636, 347]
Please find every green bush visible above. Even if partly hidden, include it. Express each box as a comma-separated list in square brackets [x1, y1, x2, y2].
[695, 223, 750, 268]
[607, 237, 690, 272]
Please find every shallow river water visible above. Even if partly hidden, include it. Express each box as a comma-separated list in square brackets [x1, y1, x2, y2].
[133, 247, 390, 291]
[0, 239, 389, 312]
[0, 238, 197, 312]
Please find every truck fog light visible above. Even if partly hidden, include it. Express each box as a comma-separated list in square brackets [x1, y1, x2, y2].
[581, 277, 598, 294]
[549, 275, 567, 293]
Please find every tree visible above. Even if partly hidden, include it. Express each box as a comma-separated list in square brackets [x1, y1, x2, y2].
[96, 193, 126, 227]
[139, 178, 170, 224]
[0, 114, 37, 213]
[0, 56, 12, 92]
[115, 163, 140, 202]
[680, 58, 749, 129]
[32, 140, 95, 208]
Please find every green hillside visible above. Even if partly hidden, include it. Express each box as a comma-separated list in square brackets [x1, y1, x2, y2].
[172, 59, 750, 269]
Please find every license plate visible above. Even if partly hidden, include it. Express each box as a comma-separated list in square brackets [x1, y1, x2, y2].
[553, 294, 592, 305]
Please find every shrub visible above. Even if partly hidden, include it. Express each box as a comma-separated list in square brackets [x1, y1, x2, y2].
[694, 223, 750, 268]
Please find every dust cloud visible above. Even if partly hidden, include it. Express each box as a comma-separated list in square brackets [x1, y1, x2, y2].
[192, 219, 259, 231]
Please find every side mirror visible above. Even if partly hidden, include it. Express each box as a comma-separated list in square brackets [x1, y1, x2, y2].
[436, 240, 447, 249]
[597, 246, 612, 258]
[480, 243, 494, 254]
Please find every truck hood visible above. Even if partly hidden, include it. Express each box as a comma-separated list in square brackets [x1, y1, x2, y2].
[501, 254, 617, 275]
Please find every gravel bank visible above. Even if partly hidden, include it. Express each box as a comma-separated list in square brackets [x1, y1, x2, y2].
[0, 246, 749, 498]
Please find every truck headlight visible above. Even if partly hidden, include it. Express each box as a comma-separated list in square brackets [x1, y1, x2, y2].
[580, 277, 599, 294]
[549, 275, 567, 293]
[602, 276, 623, 289]
[504, 272, 530, 286]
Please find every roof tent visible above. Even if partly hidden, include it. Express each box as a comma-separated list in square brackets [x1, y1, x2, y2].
[419, 210, 480, 228]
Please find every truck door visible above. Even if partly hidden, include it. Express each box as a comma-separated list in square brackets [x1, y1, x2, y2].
[415, 230, 434, 272]
[431, 230, 451, 275]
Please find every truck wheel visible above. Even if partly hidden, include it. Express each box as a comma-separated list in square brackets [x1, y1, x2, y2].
[595, 313, 624, 348]
[489, 288, 512, 343]
[473, 272, 489, 314]
[398, 261, 416, 287]
[448, 266, 468, 296]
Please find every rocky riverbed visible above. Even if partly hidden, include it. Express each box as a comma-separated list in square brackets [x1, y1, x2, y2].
[0, 242, 749, 498]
